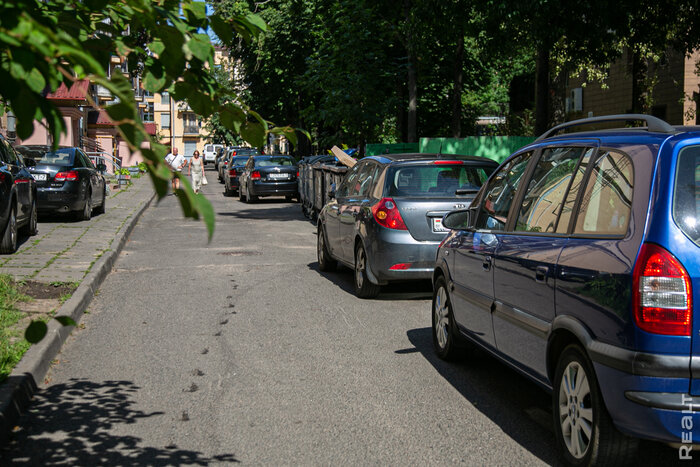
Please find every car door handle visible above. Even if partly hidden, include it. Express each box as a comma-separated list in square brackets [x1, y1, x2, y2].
[536, 266, 549, 283]
[482, 256, 492, 271]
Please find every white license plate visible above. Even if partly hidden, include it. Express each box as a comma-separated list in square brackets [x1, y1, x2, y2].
[432, 217, 449, 233]
[268, 173, 289, 180]
[32, 173, 47, 181]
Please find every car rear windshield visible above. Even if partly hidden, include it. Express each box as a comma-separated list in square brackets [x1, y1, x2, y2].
[254, 156, 295, 167]
[386, 163, 492, 197]
[232, 156, 249, 166]
[674, 145, 700, 246]
[205, 145, 213, 152]
[29, 149, 74, 166]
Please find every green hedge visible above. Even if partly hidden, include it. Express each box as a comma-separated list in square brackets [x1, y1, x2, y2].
[419, 137, 536, 163]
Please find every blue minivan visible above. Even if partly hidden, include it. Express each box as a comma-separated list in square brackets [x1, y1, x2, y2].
[432, 115, 700, 465]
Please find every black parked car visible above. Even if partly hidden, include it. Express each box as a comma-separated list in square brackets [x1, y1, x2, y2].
[16, 146, 107, 220]
[218, 147, 259, 182]
[223, 156, 251, 196]
[238, 155, 299, 202]
[317, 153, 497, 298]
[0, 137, 38, 253]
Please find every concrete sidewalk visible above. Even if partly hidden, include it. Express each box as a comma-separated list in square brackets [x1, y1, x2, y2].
[0, 176, 156, 444]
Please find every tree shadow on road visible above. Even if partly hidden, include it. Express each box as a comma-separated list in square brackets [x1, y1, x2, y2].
[0, 378, 238, 465]
[217, 204, 306, 223]
[402, 328, 684, 466]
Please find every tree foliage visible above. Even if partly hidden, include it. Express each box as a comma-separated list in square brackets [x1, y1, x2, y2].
[0, 0, 306, 241]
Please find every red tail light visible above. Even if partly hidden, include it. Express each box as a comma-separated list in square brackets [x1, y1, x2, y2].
[389, 263, 412, 270]
[232, 150, 237, 156]
[633, 243, 692, 336]
[433, 160, 464, 165]
[251, 171, 261, 180]
[228, 169, 237, 177]
[296, 170, 299, 177]
[14, 178, 30, 184]
[55, 171, 79, 181]
[372, 198, 407, 230]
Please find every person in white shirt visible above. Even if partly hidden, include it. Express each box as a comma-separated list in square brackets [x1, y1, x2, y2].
[165, 147, 186, 192]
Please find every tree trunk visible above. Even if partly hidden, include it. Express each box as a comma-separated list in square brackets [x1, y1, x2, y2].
[631, 49, 648, 114]
[534, 47, 550, 136]
[405, 0, 417, 143]
[397, 79, 407, 142]
[451, 34, 464, 138]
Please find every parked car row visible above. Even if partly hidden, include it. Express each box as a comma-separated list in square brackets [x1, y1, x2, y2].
[0, 142, 108, 254]
[313, 115, 700, 465]
[218, 153, 301, 203]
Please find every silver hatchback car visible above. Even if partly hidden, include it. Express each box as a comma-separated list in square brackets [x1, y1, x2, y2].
[317, 153, 498, 298]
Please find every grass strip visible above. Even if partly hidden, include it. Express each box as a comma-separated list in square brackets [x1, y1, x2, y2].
[0, 274, 31, 382]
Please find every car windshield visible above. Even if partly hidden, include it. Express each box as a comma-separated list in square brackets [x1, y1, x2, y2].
[386, 164, 493, 197]
[255, 156, 295, 167]
[24, 149, 74, 166]
[674, 145, 700, 245]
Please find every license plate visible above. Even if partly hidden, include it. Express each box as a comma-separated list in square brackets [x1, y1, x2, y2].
[32, 173, 47, 181]
[268, 173, 289, 180]
[432, 217, 449, 233]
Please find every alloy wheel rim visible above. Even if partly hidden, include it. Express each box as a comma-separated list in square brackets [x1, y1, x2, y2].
[30, 202, 37, 231]
[434, 286, 449, 349]
[355, 250, 364, 288]
[9, 211, 16, 246]
[318, 230, 324, 262]
[85, 195, 91, 219]
[558, 361, 593, 459]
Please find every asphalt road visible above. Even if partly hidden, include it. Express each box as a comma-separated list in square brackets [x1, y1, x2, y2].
[0, 166, 692, 465]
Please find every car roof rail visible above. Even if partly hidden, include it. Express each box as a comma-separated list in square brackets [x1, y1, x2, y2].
[535, 114, 676, 141]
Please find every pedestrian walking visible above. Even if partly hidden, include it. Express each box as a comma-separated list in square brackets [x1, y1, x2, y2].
[188, 150, 205, 194]
[165, 147, 186, 192]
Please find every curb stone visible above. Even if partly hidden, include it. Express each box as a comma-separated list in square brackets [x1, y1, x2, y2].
[0, 188, 156, 446]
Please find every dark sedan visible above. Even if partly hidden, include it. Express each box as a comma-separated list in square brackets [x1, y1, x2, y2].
[238, 155, 299, 202]
[0, 137, 38, 253]
[16, 146, 107, 220]
[317, 153, 498, 298]
[223, 156, 251, 196]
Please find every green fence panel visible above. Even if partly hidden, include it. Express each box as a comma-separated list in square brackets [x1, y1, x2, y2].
[365, 143, 420, 156]
[419, 137, 536, 163]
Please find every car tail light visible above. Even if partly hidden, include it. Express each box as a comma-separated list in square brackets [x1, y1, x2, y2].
[55, 171, 79, 181]
[232, 150, 237, 156]
[296, 170, 299, 178]
[14, 178, 30, 184]
[372, 198, 407, 230]
[228, 168, 237, 177]
[251, 171, 261, 180]
[633, 243, 692, 336]
[389, 263, 412, 270]
[433, 160, 463, 165]
[0, 173, 5, 182]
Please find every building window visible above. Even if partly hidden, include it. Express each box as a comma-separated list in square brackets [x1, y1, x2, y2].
[161, 92, 170, 105]
[161, 113, 170, 129]
[183, 113, 198, 134]
[142, 102, 154, 122]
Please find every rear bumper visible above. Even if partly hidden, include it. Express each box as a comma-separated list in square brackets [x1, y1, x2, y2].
[37, 186, 84, 212]
[249, 180, 298, 197]
[366, 227, 440, 283]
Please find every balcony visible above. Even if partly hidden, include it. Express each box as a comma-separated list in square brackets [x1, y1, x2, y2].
[96, 85, 113, 102]
[183, 126, 199, 136]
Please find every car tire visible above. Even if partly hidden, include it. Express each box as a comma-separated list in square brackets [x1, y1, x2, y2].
[552, 345, 638, 465]
[21, 198, 38, 237]
[239, 186, 247, 203]
[0, 206, 18, 254]
[432, 276, 462, 361]
[78, 190, 92, 221]
[354, 243, 380, 299]
[224, 182, 232, 197]
[94, 187, 106, 215]
[317, 225, 337, 272]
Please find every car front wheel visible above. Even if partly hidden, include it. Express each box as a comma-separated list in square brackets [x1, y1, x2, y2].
[553, 345, 638, 465]
[21, 198, 38, 236]
[317, 225, 337, 272]
[354, 243, 380, 299]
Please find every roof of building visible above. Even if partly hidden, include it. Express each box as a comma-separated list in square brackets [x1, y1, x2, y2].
[46, 80, 90, 102]
[143, 123, 157, 136]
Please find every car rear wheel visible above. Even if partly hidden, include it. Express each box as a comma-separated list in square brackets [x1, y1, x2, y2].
[317, 226, 337, 272]
[239, 186, 247, 202]
[21, 198, 38, 236]
[553, 345, 638, 465]
[78, 190, 92, 221]
[354, 243, 380, 299]
[0, 206, 18, 254]
[94, 187, 106, 215]
[432, 276, 461, 360]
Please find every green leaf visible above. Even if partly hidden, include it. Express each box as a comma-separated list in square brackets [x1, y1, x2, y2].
[148, 39, 165, 56]
[186, 34, 213, 62]
[187, 90, 214, 117]
[25, 69, 46, 94]
[106, 102, 135, 122]
[25, 320, 48, 344]
[143, 66, 166, 93]
[54, 316, 76, 327]
[245, 13, 268, 33]
[210, 16, 233, 44]
[220, 105, 246, 133]
[241, 121, 266, 148]
[185, 1, 207, 21]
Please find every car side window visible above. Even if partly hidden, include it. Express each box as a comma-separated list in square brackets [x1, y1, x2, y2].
[475, 151, 533, 231]
[2, 141, 17, 164]
[556, 148, 595, 233]
[73, 151, 86, 168]
[573, 150, 633, 236]
[0, 141, 8, 164]
[82, 152, 96, 169]
[515, 147, 588, 233]
[356, 163, 379, 198]
[336, 163, 364, 198]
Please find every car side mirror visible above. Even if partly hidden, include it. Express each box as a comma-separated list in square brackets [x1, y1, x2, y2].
[24, 158, 36, 167]
[96, 163, 107, 172]
[442, 209, 472, 231]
